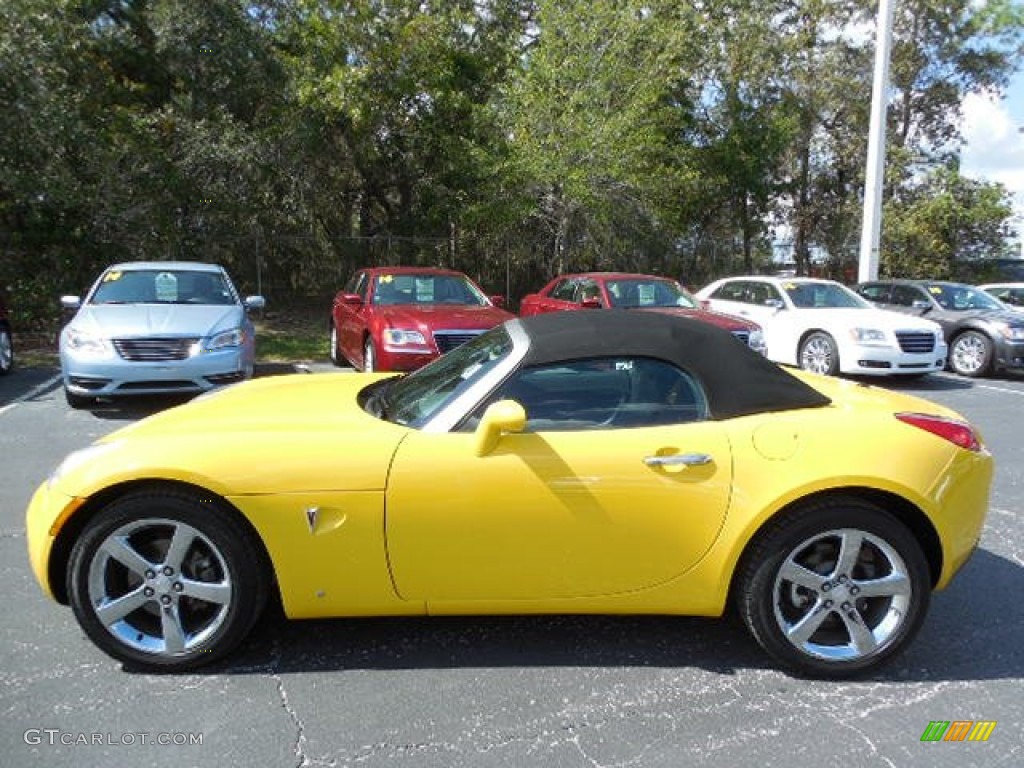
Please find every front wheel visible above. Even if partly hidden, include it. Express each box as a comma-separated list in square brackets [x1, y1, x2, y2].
[798, 332, 839, 376]
[363, 337, 377, 372]
[67, 490, 269, 670]
[736, 497, 930, 678]
[329, 322, 344, 367]
[949, 330, 992, 378]
[65, 389, 94, 410]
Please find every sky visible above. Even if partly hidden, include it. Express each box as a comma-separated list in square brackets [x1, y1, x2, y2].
[959, 67, 1024, 256]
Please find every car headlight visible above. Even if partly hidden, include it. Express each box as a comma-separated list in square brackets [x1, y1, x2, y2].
[382, 329, 427, 346]
[993, 322, 1024, 341]
[849, 327, 889, 345]
[203, 328, 245, 352]
[748, 329, 767, 354]
[48, 442, 118, 489]
[63, 328, 112, 358]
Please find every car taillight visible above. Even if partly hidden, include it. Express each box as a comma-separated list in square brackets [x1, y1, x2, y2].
[895, 412, 982, 452]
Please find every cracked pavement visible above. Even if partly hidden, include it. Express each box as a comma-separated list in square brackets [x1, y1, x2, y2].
[1, 370, 1021, 767]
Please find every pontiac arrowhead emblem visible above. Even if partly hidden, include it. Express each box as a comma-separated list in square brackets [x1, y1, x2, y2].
[305, 506, 320, 533]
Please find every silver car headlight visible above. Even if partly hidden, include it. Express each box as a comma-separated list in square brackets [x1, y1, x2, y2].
[849, 327, 889, 346]
[748, 329, 767, 355]
[63, 328, 112, 358]
[383, 329, 427, 346]
[993, 322, 1024, 341]
[204, 328, 246, 352]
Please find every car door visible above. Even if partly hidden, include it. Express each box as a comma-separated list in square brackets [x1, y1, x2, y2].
[710, 281, 794, 363]
[384, 357, 733, 602]
[337, 271, 370, 362]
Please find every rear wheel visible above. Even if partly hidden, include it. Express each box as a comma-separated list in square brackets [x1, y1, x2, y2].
[736, 497, 930, 678]
[67, 490, 269, 671]
[949, 330, 992, 378]
[798, 332, 839, 376]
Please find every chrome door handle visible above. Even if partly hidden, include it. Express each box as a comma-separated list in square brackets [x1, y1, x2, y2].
[643, 453, 712, 467]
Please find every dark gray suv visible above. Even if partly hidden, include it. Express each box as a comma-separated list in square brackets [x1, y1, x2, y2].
[855, 279, 1024, 378]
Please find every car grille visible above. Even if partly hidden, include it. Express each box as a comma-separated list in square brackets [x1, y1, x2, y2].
[433, 330, 486, 354]
[732, 330, 750, 346]
[113, 337, 199, 361]
[895, 331, 936, 354]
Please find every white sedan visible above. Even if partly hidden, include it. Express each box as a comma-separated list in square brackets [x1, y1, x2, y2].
[696, 276, 947, 376]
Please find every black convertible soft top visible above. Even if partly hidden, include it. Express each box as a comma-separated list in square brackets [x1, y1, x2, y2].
[514, 310, 831, 420]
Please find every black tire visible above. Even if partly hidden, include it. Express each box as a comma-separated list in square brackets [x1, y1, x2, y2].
[798, 331, 839, 376]
[363, 337, 377, 372]
[736, 496, 930, 678]
[0, 325, 12, 374]
[948, 330, 993, 378]
[329, 321, 344, 367]
[67, 489, 269, 671]
[65, 389, 94, 410]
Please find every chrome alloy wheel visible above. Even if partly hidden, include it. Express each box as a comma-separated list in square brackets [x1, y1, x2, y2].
[86, 518, 233, 656]
[772, 528, 911, 662]
[950, 331, 991, 377]
[799, 334, 837, 376]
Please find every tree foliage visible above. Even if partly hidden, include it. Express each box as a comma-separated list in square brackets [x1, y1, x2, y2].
[1, 0, 1021, 327]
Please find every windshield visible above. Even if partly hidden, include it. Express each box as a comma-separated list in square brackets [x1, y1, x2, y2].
[925, 283, 1005, 312]
[783, 282, 868, 309]
[384, 327, 514, 427]
[88, 269, 236, 306]
[371, 273, 488, 307]
[605, 279, 699, 309]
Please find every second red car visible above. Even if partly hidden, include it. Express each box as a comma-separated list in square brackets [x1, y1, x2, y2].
[520, 272, 766, 354]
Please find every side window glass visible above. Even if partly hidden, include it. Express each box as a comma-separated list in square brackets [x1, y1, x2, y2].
[890, 285, 920, 306]
[464, 358, 707, 432]
[714, 282, 746, 302]
[550, 280, 577, 301]
[858, 284, 887, 302]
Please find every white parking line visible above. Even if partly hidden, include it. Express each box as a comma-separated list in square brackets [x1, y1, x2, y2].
[0, 373, 62, 416]
[973, 383, 1024, 396]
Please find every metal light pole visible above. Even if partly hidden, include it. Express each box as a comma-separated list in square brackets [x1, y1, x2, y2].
[858, 0, 897, 283]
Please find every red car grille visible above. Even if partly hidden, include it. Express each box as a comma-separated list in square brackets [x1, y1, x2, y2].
[113, 338, 199, 361]
[433, 330, 485, 354]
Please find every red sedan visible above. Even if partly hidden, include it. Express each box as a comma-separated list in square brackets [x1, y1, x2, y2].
[331, 267, 515, 372]
[520, 272, 767, 354]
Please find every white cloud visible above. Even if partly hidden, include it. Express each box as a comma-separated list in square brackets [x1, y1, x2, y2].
[959, 86, 1024, 247]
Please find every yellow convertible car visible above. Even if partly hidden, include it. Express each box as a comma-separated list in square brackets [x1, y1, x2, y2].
[26, 311, 992, 677]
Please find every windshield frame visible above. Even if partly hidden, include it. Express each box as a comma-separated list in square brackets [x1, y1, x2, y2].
[604, 278, 700, 310]
[924, 282, 1006, 312]
[781, 280, 870, 309]
[380, 322, 527, 431]
[370, 272, 489, 307]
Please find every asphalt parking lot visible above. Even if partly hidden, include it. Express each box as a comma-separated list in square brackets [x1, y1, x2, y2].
[1, 366, 1021, 768]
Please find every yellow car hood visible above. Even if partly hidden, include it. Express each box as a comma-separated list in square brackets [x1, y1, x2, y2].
[67, 373, 410, 495]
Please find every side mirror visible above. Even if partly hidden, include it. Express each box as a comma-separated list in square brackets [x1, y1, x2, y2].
[244, 295, 266, 310]
[698, 299, 711, 311]
[473, 399, 526, 457]
[489, 294, 506, 309]
[61, 295, 81, 310]
[911, 300, 931, 311]
[336, 293, 363, 308]
[764, 298, 785, 310]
